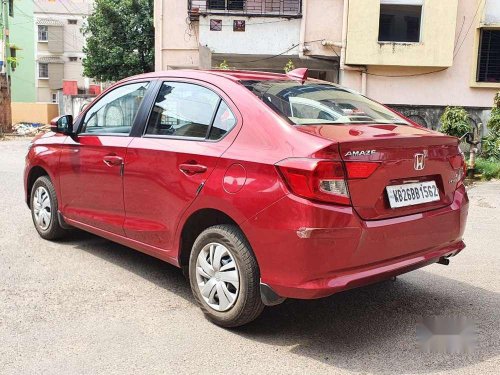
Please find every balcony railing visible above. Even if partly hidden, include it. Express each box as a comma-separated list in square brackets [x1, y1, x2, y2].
[188, 1, 302, 19]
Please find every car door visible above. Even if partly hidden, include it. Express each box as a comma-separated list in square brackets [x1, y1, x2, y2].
[58, 81, 152, 235]
[123, 80, 238, 255]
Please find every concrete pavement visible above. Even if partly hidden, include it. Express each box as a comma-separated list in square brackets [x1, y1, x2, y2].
[0, 139, 499, 374]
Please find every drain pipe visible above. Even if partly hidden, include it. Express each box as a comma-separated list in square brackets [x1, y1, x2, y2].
[361, 70, 367, 96]
[299, 0, 307, 58]
[340, 0, 349, 78]
[330, 0, 368, 95]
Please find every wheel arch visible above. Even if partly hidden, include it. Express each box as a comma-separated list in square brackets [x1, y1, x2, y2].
[26, 166, 50, 208]
[178, 208, 253, 271]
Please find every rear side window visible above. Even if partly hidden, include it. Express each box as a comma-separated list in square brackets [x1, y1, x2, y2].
[209, 101, 236, 140]
[147, 82, 235, 139]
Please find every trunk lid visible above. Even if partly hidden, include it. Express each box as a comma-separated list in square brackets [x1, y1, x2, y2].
[297, 124, 462, 220]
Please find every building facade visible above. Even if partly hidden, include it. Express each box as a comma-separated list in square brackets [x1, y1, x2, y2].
[155, 0, 500, 129]
[10, 0, 37, 104]
[7, 0, 94, 124]
[34, 0, 94, 104]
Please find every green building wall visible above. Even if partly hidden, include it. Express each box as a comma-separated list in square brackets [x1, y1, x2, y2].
[10, 0, 35, 103]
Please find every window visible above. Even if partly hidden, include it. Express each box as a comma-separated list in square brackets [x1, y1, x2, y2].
[38, 63, 49, 78]
[69, 57, 78, 62]
[9, 0, 14, 17]
[244, 80, 409, 126]
[38, 25, 48, 42]
[378, 0, 422, 43]
[477, 29, 500, 83]
[68, 19, 78, 25]
[208, 0, 244, 11]
[209, 101, 236, 140]
[82, 82, 150, 135]
[146, 82, 224, 139]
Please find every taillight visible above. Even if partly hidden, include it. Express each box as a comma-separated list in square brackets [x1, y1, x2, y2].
[276, 159, 347, 205]
[448, 153, 466, 186]
[344, 162, 379, 179]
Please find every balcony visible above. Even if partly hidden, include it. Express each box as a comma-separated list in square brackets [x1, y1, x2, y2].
[188, 0, 302, 20]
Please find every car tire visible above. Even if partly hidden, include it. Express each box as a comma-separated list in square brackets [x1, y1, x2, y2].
[189, 224, 264, 328]
[30, 176, 67, 240]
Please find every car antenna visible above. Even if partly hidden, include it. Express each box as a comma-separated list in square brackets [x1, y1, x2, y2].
[286, 68, 308, 84]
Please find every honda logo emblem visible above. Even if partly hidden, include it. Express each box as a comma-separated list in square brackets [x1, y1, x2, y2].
[414, 153, 426, 171]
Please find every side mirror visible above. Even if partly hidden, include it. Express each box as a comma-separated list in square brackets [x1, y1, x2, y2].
[50, 115, 73, 135]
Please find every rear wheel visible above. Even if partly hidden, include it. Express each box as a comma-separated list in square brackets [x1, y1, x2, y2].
[30, 176, 67, 240]
[189, 225, 264, 327]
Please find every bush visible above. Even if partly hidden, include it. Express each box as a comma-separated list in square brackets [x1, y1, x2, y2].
[475, 158, 500, 180]
[488, 92, 500, 133]
[482, 92, 500, 161]
[439, 106, 472, 138]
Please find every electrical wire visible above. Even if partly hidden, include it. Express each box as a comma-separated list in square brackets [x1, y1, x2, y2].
[32, 0, 88, 46]
[453, 0, 484, 58]
[454, 15, 466, 49]
[224, 39, 326, 64]
[364, 68, 448, 78]
[199, 18, 300, 27]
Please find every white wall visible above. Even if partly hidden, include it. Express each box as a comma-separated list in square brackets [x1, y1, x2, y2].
[199, 16, 301, 55]
[484, 0, 500, 24]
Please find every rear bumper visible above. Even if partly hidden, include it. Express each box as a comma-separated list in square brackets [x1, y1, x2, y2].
[242, 185, 469, 300]
[268, 240, 464, 299]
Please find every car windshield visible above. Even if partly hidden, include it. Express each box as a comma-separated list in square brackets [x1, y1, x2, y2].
[242, 80, 409, 126]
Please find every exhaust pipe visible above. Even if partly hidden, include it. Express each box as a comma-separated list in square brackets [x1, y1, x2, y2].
[437, 257, 450, 266]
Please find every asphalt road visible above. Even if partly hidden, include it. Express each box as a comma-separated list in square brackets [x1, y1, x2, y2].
[0, 139, 499, 375]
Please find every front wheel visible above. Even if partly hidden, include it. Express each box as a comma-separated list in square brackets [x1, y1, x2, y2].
[189, 225, 264, 327]
[30, 176, 67, 240]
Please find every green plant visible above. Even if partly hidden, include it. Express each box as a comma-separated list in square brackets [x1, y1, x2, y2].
[439, 106, 472, 138]
[284, 59, 295, 73]
[217, 60, 229, 70]
[6, 56, 22, 71]
[475, 158, 500, 180]
[482, 92, 500, 160]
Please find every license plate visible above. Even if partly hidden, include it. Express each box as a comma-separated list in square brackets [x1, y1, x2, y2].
[386, 181, 440, 208]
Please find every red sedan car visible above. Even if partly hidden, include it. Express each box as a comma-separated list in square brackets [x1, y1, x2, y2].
[24, 69, 468, 327]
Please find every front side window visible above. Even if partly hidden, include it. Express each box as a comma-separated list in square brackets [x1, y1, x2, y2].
[38, 63, 49, 78]
[146, 82, 232, 139]
[38, 25, 48, 41]
[378, 0, 422, 43]
[477, 29, 500, 83]
[244, 80, 409, 126]
[81, 82, 150, 135]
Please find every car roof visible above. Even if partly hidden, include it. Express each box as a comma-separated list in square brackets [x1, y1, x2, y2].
[119, 69, 291, 85]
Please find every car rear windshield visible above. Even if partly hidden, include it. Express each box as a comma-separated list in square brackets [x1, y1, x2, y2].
[242, 80, 409, 126]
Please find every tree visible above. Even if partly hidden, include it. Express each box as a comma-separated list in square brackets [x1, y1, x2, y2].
[82, 0, 154, 82]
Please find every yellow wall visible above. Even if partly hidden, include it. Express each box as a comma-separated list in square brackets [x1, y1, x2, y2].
[346, 0, 459, 67]
[11, 103, 59, 125]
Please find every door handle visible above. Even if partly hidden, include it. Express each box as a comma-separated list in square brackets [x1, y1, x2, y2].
[103, 155, 124, 167]
[179, 163, 208, 175]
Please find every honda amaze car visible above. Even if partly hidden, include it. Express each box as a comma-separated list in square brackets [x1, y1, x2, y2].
[24, 69, 468, 327]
